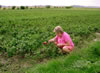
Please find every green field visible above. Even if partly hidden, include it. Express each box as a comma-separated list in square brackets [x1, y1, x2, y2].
[0, 8, 100, 73]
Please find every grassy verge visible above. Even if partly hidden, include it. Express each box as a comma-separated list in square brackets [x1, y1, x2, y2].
[25, 41, 100, 73]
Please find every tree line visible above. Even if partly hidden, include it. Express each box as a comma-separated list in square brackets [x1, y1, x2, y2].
[0, 5, 73, 10]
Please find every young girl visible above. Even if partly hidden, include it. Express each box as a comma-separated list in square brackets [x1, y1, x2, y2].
[48, 26, 74, 53]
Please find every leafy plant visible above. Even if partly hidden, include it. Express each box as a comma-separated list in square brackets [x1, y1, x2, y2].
[0, 9, 100, 57]
[91, 41, 100, 56]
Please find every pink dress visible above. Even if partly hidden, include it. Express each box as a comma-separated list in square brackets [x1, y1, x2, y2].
[55, 32, 74, 51]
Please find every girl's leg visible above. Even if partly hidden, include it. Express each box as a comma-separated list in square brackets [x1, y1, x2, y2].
[62, 46, 73, 53]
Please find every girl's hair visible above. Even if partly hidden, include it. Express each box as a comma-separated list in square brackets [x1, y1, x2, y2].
[53, 26, 64, 33]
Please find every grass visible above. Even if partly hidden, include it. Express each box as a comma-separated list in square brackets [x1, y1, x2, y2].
[25, 41, 100, 73]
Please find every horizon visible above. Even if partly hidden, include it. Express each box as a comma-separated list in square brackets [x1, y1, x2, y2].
[0, 5, 100, 7]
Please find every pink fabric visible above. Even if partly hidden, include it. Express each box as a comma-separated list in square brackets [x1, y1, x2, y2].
[55, 32, 74, 48]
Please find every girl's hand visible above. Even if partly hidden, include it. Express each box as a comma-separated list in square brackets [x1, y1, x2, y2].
[48, 40, 52, 43]
[48, 39, 54, 43]
[54, 42, 57, 45]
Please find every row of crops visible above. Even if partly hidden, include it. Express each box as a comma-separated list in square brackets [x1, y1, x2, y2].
[0, 9, 100, 57]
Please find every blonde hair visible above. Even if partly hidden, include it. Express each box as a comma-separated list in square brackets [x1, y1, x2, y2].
[53, 26, 64, 33]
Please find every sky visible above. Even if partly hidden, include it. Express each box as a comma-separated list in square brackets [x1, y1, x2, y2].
[0, 0, 100, 6]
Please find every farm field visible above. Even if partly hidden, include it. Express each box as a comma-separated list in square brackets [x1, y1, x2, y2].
[0, 8, 100, 73]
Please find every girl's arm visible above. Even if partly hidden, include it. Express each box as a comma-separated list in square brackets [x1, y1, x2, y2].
[65, 41, 70, 46]
[57, 41, 70, 47]
[48, 37, 56, 43]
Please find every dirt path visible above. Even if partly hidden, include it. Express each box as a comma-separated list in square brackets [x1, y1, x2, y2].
[0, 55, 33, 73]
[0, 54, 49, 73]
[94, 32, 100, 41]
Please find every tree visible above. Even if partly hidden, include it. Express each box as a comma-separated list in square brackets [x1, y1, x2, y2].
[54, 6, 57, 8]
[12, 6, 16, 10]
[34, 6, 37, 8]
[26, 6, 28, 9]
[0, 5, 2, 9]
[65, 6, 72, 9]
[20, 6, 25, 9]
[30, 8, 33, 9]
[17, 7, 20, 10]
[46, 5, 50, 8]
[3, 8, 6, 10]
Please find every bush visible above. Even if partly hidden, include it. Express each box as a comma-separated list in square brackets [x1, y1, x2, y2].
[26, 6, 28, 9]
[54, 6, 57, 8]
[46, 5, 51, 8]
[65, 6, 72, 9]
[12, 6, 16, 10]
[20, 6, 25, 9]
[3, 8, 6, 10]
[30, 8, 33, 9]
[17, 7, 20, 10]
[0, 5, 2, 9]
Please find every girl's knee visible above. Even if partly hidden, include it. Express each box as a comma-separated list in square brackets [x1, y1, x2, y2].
[62, 46, 66, 50]
[62, 46, 70, 53]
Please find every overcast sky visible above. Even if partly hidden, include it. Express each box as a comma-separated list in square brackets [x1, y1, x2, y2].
[0, 0, 100, 6]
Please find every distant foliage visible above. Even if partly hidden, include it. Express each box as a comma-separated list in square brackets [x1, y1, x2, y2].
[3, 8, 6, 10]
[20, 6, 25, 9]
[17, 7, 20, 10]
[12, 6, 16, 10]
[30, 8, 33, 9]
[54, 6, 57, 8]
[65, 6, 72, 9]
[0, 5, 2, 9]
[26, 6, 28, 9]
[34, 6, 37, 8]
[46, 5, 51, 8]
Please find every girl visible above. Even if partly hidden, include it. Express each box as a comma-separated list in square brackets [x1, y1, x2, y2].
[48, 26, 74, 53]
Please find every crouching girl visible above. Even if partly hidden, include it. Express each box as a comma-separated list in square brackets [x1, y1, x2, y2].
[48, 26, 74, 53]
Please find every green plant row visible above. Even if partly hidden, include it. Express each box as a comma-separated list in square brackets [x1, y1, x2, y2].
[0, 9, 100, 57]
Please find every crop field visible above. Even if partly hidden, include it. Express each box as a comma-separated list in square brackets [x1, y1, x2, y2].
[0, 8, 100, 73]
